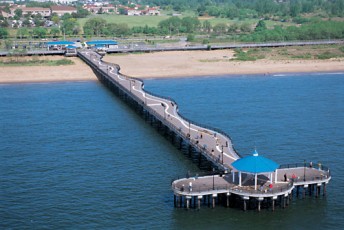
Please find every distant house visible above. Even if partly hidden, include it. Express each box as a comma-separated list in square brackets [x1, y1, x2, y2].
[50, 5, 77, 16]
[120, 5, 160, 16]
[83, 4, 117, 14]
[11, 6, 51, 17]
[125, 7, 142, 16]
[31, 0, 78, 3]
[143, 7, 160, 16]
[0, 10, 12, 18]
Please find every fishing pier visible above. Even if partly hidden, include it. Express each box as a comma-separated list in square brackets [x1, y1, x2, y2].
[78, 50, 331, 211]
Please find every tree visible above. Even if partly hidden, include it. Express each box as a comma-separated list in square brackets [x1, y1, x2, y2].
[119, 8, 126, 15]
[158, 17, 182, 35]
[187, 34, 195, 42]
[62, 18, 79, 36]
[203, 20, 212, 33]
[0, 19, 9, 27]
[181, 17, 200, 33]
[255, 20, 267, 32]
[33, 27, 47, 38]
[22, 19, 29, 27]
[228, 23, 239, 33]
[75, 7, 90, 18]
[290, 0, 302, 17]
[83, 17, 107, 36]
[116, 23, 130, 36]
[51, 15, 60, 25]
[0, 28, 9, 39]
[213, 23, 227, 34]
[17, 27, 29, 39]
[50, 27, 60, 37]
[33, 13, 44, 27]
[61, 13, 72, 21]
[14, 8, 22, 20]
[240, 23, 252, 33]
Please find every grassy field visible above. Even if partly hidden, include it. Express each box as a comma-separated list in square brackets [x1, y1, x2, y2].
[77, 14, 296, 32]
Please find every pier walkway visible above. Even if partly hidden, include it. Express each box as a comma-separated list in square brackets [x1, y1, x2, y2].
[78, 50, 331, 211]
[78, 50, 241, 172]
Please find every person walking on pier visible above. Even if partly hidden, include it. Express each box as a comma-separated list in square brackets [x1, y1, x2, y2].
[189, 182, 192, 192]
[284, 173, 287, 182]
[269, 183, 273, 192]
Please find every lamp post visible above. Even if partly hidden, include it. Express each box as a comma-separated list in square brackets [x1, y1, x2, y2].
[221, 145, 224, 164]
[304, 159, 306, 182]
[188, 121, 191, 138]
[161, 103, 166, 119]
[212, 168, 215, 190]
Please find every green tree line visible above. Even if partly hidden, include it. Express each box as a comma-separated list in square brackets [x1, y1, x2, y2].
[139, 0, 344, 17]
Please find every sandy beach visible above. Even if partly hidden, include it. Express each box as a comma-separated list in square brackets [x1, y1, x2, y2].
[0, 56, 97, 84]
[104, 50, 344, 78]
[1, 50, 344, 83]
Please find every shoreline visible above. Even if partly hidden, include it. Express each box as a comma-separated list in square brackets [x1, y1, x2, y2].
[138, 70, 344, 80]
[1, 50, 344, 84]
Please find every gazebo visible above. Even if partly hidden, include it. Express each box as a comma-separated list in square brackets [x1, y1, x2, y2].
[46, 41, 75, 50]
[231, 150, 279, 190]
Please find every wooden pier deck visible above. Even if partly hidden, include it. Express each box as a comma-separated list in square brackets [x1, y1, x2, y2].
[78, 50, 331, 211]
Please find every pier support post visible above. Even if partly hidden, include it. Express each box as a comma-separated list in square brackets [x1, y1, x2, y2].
[243, 196, 249, 211]
[272, 196, 277, 212]
[257, 197, 264, 212]
[323, 183, 327, 197]
[316, 183, 321, 198]
[186, 196, 191, 209]
[178, 138, 183, 150]
[282, 195, 286, 209]
[289, 192, 292, 202]
[212, 194, 217, 209]
[226, 193, 231, 207]
[188, 144, 192, 157]
[303, 185, 308, 199]
[296, 186, 300, 198]
[198, 196, 202, 210]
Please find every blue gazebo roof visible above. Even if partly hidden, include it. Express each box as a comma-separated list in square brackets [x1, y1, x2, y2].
[66, 45, 77, 49]
[86, 40, 118, 46]
[232, 150, 279, 174]
[47, 41, 75, 46]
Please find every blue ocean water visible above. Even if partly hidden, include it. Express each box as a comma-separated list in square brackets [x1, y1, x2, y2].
[0, 73, 343, 229]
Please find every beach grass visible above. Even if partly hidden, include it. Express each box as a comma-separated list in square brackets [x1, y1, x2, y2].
[0, 57, 74, 66]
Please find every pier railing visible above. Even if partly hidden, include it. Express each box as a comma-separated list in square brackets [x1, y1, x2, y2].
[99, 53, 242, 164]
[279, 163, 330, 172]
[172, 176, 294, 197]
